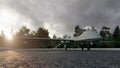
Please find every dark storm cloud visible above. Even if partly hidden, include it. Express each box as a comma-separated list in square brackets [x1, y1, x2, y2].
[1, 0, 120, 37]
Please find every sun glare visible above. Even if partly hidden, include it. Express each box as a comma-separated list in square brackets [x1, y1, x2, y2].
[5, 30, 13, 40]
[0, 6, 33, 41]
[6, 34, 13, 40]
[0, 7, 16, 40]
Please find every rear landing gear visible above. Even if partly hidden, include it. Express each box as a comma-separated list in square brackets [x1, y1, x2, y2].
[64, 45, 67, 51]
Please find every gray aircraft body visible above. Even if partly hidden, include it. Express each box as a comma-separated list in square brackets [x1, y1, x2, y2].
[19, 30, 102, 51]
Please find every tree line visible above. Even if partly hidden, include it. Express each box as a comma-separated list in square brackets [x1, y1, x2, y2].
[0, 25, 120, 48]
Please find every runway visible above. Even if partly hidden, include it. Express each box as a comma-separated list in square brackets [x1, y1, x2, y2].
[0, 49, 120, 68]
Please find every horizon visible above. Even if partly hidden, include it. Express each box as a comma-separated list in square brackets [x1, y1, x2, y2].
[0, 25, 118, 40]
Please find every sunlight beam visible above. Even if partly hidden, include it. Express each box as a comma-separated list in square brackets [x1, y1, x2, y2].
[0, 6, 32, 40]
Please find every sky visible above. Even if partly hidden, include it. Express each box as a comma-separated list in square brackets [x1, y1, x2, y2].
[0, 0, 120, 38]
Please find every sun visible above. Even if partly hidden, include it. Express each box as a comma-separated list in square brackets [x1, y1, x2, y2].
[0, 6, 18, 40]
[7, 35, 13, 40]
[5, 30, 13, 40]
[0, 6, 33, 41]
[0, 7, 15, 41]
[6, 34, 13, 40]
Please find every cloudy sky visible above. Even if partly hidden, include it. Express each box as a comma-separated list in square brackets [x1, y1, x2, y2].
[0, 0, 120, 38]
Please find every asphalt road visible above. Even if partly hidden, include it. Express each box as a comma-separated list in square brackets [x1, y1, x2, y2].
[0, 50, 120, 68]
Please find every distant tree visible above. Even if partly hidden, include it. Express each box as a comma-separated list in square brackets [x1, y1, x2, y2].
[52, 35, 60, 47]
[63, 35, 67, 39]
[1, 31, 5, 38]
[100, 26, 111, 41]
[29, 31, 36, 37]
[13, 26, 51, 48]
[35, 27, 49, 38]
[63, 35, 71, 39]
[16, 26, 30, 37]
[100, 31, 106, 40]
[73, 25, 84, 37]
[113, 26, 120, 41]
[53, 35, 57, 39]
[91, 26, 97, 32]
[0, 31, 5, 46]
[35, 27, 51, 48]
